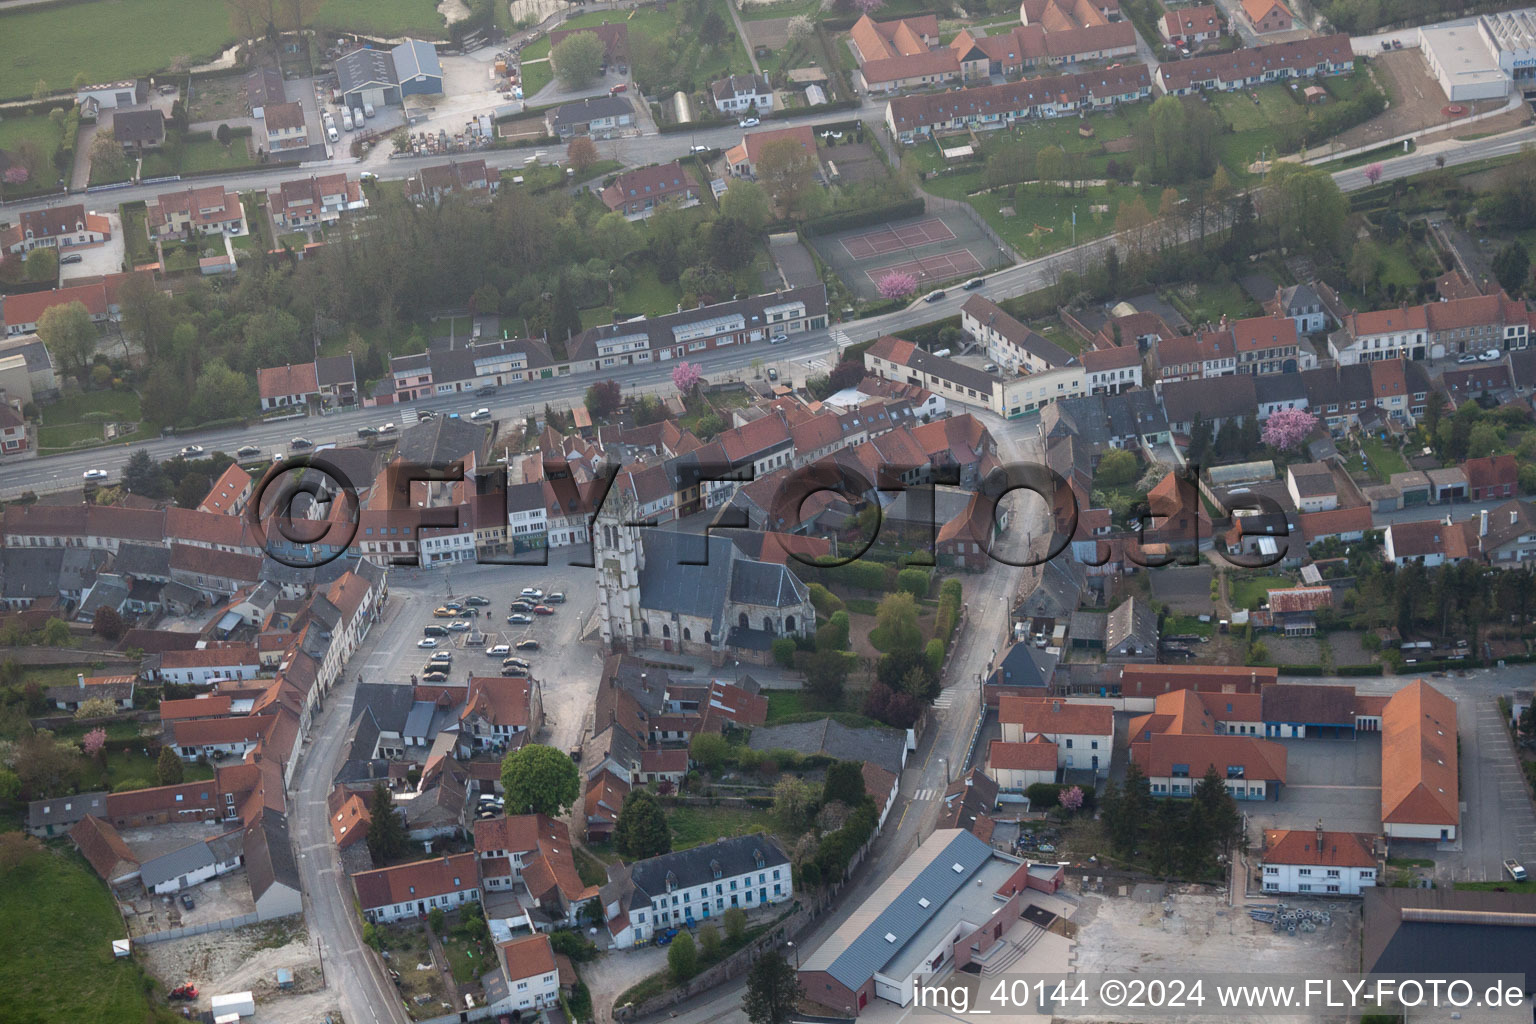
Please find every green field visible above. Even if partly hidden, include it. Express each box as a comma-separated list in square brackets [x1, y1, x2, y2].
[518, 58, 552, 99]
[37, 389, 150, 451]
[579, 264, 685, 329]
[0, 847, 176, 1024]
[0, 110, 64, 160]
[667, 805, 774, 850]
[0, 0, 446, 102]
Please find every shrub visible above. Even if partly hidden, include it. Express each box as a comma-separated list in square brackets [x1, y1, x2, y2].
[772, 636, 796, 667]
[924, 637, 944, 675]
[808, 583, 844, 617]
[723, 906, 746, 942]
[668, 931, 698, 982]
[897, 567, 930, 599]
[1025, 782, 1062, 808]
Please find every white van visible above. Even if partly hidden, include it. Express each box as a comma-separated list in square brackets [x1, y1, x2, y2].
[342, 107, 355, 131]
[363, 100, 375, 118]
[486, 644, 511, 657]
[327, 125, 339, 143]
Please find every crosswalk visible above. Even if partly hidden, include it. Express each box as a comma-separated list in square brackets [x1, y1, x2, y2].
[912, 788, 941, 802]
[932, 688, 957, 709]
[805, 358, 828, 371]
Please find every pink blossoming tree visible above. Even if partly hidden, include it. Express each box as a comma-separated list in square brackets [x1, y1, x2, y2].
[672, 361, 702, 395]
[876, 270, 918, 300]
[82, 727, 107, 757]
[1363, 162, 1383, 185]
[1261, 408, 1319, 451]
[1060, 785, 1085, 812]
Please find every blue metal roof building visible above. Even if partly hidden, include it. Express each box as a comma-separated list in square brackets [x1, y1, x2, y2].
[392, 40, 443, 97]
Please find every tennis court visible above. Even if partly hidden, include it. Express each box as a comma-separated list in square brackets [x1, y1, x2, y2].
[810, 205, 1010, 302]
[863, 248, 984, 286]
[840, 217, 956, 260]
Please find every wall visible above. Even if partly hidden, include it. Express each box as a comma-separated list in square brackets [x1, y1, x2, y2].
[135, 910, 259, 944]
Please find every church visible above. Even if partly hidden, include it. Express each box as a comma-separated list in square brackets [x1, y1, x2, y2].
[593, 490, 815, 664]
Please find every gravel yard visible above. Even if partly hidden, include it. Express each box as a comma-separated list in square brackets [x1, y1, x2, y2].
[137, 918, 340, 1024]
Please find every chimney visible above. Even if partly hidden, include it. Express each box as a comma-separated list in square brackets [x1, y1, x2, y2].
[78, 673, 85, 689]
[1481, 509, 1489, 537]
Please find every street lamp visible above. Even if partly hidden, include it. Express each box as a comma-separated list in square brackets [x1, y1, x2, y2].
[786, 940, 799, 970]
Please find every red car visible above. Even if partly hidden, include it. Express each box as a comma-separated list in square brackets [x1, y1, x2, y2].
[532, 604, 555, 615]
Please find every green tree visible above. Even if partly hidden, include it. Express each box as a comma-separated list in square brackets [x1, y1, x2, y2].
[722, 905, 747, 942]
[36, 300, 98, 379]
[772, 635, 796, 667]
[550, 274, 582, 346]
[216, 123, 232, 146]
[1467, 421, 1503, 460]
[1267, 163, 1350, 263]
[814, 610, 850, 652]
[0, 766, 21, 804]
[719, 179, 771, 233]
[924, 637, 944, 676]
[744, 952, 801, 1024]
[896, 567, 929, 599]
[89, 128, 132, 183]
[122, 448, 165, 497]
[156, 745, 184, 785]
[823, 760, 866, 807]
[668, 930, 698, 981]
[772, 776, 816, 829]
[756, 138, 819, 218]
[500, 743, 580, 816]
[427, 906, 445, 933]
[1194, 764, 1240, 852]
[873, 591, 922, 652]
[585, 379, 622, 418]
[1095, 448, 1138, 487]
[1493, 240, 1531, 296]
[803, 648, 848, 709]
[1035, 145, 1065, 189]
[594, 211, 642, 263]
[40, 617, 70, 646]
[614, 790, 672, 859]
[689, 732, 731, 772]
[366, 783, 409, 863]
[551, 30, 606, 87]
[23, 247, 57, 283]
[698, 921, 722, 960]
[192, 359, 255, 423]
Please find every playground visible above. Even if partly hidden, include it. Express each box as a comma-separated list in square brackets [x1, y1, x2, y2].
[810, 205, 1007, 302]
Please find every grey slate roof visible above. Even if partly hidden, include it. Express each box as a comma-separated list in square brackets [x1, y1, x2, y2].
[113, 542, 171, 579]
[396, 415, 488, 467]
[0, 547, 64, 602]
[548, 95, 633, 132]
[140, 832, 232, 889]
[818, 830, 993, 990]
[727, 558, 808, 608]
[27, 791, 107, 832]
[245, 811, 300, 900]
[352, 683, 418, 733]
[1105, 597, 1156, 654]
[637, 531, 734, 633]
[336, 48, 398, 95]
[628, 834, 789, 904]
[748, 719, 907, 774]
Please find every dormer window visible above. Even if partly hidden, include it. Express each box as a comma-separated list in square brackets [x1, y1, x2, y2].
[753, 848, 765, 869]
[710, 859, 722, 880]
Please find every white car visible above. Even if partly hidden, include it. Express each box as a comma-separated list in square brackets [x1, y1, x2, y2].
[417, 638, 440, 648]
[1456, 353, 1478, 364]
[739, 117, 760, 128]
[380, 423, 397, 433]
[1478, 349, 1502, 361]
[520, 587, 544, 599]
[179, 444, 204, 457]
[486, 644, 511, 656]
[770, 333, 788, 344]
[83, 469, 109, 481]
[470, 407, 491, 421]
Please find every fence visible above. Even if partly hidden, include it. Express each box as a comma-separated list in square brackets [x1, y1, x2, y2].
[925, 192, 1021, 264]
[134, 910, 259, 944]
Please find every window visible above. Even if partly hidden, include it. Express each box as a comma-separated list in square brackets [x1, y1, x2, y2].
[1065, 739, 1073, 749]
[1298, 868, 1311, 876]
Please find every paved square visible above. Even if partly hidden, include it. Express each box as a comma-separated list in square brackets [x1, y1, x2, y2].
[1247, 736, 1382, 835]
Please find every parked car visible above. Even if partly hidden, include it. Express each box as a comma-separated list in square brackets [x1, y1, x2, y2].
[509, 600, 534, 613]
[380, 422, 397, 433]
[739, 117, 759, 127]
[767, 367, 778, 381]
[357, 426, 378, 438]
[433, 607, 458, 617]
[501, 656, 531, 670]
[690, 145, 709, 153]
[83, 469, 109, 481]
[532, 605, 555, 615]
[610, 83, 628, 94]
[1506, 858, 1529, 881]
[520, 587, 544, 599]
[60, 252, 84, 264]
[1457, 353, 1478, 363]
[236, 445, 262, 459]
[769, 333, 788, 344]
[418, 638, 440, 649]
[463, 595, 490, 606]
[429, 651, 453, 663]
[422, 671, 449, 682]
[923, 290, 946, 303]
[962, 277, 984, 290]
[1479, 349, 1502, 361]
[486, 644, 511, 656]
[546, 592, 566, 604]
[470, 407, 491, 420]
[290, 437, 313, 450]
[180, 893, 195, 910]
[423, 625, 448, 637]
[445, 620, 472, 632]
[443, 601, 464, 611]
[515, 639, 540, 651]
[508, 613, 533, 624]
[501, 660, 531, 676]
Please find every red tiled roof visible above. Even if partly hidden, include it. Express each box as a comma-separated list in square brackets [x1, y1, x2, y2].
[1381, 680, 1458, 826]
[172, 714, 273, 747]
[987, 739, 1058, 771]
[71, 815, 138, 881]
[1463, 454, 1517, 492]
[159, 695, 234, 721]
[1164, 4, 1220, 35]
[1131, 732, 1288, 782]
[257, 362, 319, 401]
[352, 852, 480, 910]
[159, 644, 260, 669]
[461, 676, 534, 729]
[1299, 504, 1374, 543]
[2, 282, 108, 329]
[1263, 828, 1375, 868]
[331, 790, 370, 848]
[999, 696, 1112, 735]
[200, 463, 252, 515]
[498, 933, 557, 983]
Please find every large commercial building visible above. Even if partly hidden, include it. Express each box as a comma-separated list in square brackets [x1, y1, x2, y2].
[1419, 23, 1508, 101]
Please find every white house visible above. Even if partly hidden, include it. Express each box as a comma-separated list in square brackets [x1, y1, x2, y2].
[1285, 462, 1338, 514]
[1261, 827, 1377, 895]
[140, 831, 246, 894]
[353, 852, 481, 923]
[155, 645, 261, 686]
[496, 934, 561, 1011]
[606, 836, 792, 948]
[997, 696, 1112, 775]
[986, 738, 1059, 792]
[710, 73, 774, 114]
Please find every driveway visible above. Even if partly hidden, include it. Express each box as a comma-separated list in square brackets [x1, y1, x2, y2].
[59, 212, 125, 281]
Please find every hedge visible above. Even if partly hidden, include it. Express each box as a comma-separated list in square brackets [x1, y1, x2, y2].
[1278, 664, 1324, 676]
[803, 197, 925, 236]
[1335, 664, 1385, 676]
[767, 102, 860, 123]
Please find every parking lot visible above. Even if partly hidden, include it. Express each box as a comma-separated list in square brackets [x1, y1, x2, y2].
[387, 551, 604, 754]
[1247, 736, 1383, 835]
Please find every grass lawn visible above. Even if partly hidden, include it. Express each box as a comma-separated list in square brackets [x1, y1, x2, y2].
[178, 136, 258, 174]
[161, 243, 202, 273]
[572, 845, 608, 887]
[278, 231, 310, 250]
[581, 264, 685, 327]
[1163, 613, 1216, 637]
[37, 389, 149, 452]
[519, 58, 552, 99]
[1212, 84, 1305, 134]
[119, 202, 154, 267]
[667, 805, 774, 850]
[98, 750, 214, 790]
[0, 110, 66, 197]
[0, 0, 235, 102]
[739, 0, 820, 19]
[764, 689, 881, 729]
[439, 929, 491, 985]
[1227, 572, 1285, 611]
[1360, 435, 1408, 478]
[0, 848, 171, 1024]
[1176, 280, 1260, 324]
[939, 179, 1165, 261]
[314, 0, 446, 36]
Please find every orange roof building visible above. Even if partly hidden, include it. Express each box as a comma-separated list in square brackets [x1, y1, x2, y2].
[1380, 680, 1458, 839]
[1261, 826, 1379, 894]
